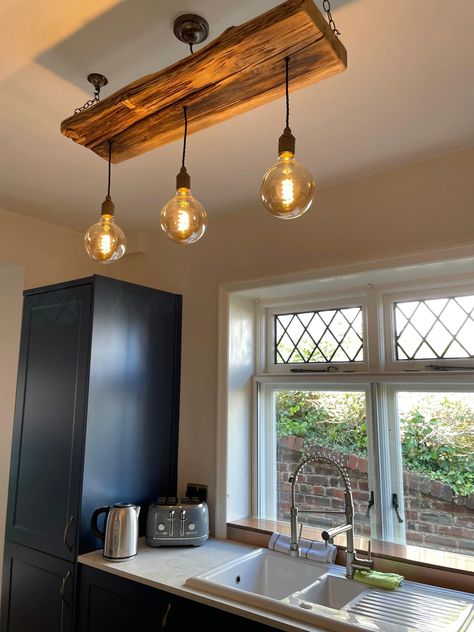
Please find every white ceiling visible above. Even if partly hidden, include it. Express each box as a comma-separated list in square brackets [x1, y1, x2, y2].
[1, 0, 473, 233]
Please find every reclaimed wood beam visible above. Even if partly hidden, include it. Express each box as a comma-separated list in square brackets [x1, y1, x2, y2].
[61, 0, 347, 163]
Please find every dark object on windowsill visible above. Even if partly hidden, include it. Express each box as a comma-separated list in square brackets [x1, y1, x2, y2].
[426, 364, 474, 371]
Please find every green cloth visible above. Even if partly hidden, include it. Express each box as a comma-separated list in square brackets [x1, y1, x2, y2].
[353, 570, 404, 590]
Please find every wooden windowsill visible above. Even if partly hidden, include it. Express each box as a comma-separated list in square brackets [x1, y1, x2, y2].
[227, 518, 474, 593]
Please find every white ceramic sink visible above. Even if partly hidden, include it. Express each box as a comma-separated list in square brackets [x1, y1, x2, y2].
[189, 545, 326, 600]
[185, 548, 474, 632]
[292, 573, 367, 610]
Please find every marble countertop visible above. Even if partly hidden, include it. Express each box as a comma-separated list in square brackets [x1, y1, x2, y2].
[78, 537, 329, 632]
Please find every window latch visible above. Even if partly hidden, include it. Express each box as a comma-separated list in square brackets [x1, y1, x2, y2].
[391, 493, 404, 523]
[426, 364, 474, 371]
[365, 490, 375, 518]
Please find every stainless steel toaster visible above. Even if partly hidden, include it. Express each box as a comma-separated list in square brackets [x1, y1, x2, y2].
[146, 497, 209, 547]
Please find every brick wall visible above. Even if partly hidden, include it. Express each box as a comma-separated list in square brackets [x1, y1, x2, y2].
[277, 436, 474, 556]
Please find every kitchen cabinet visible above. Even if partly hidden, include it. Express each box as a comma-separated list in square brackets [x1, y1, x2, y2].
[1, 275, 182, 632]
[1, 542, 74, 632]
[78, 565, 278, 632]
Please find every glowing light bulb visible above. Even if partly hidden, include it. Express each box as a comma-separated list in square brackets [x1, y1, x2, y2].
[161, 180, 207, 245]
[281, 177, 294, 207]
[84, 211, 126, 263]
[261, 150, 315, 219]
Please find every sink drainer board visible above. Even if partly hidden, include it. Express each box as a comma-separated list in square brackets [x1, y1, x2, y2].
[346, 588, 474, 632]
[185, 549, 474, 632]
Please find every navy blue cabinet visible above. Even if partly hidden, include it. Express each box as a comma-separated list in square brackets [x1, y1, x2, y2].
[1, 542, 74, 632]
[78, 566, 278, 632]
[1, 276, 182, 632]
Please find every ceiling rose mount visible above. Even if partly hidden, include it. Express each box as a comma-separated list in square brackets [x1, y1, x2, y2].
[87, 73, 108, 91]
[173, 14, 209, 52]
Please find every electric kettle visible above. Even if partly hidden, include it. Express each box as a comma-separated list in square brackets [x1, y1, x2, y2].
[91, 503, 140, 561]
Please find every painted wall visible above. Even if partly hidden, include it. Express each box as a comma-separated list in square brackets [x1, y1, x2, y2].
[0, 265, 24, 595]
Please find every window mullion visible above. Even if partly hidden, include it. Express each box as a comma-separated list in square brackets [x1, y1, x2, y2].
[372, 383, 405, 542]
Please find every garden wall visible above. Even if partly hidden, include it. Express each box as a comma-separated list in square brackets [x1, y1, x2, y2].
[277, 436, 474, 556]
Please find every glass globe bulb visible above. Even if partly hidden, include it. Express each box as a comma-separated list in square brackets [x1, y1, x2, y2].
[260, 151, 315, 219]
[84, 214, 127, 263]
[161, 187, 207, 244]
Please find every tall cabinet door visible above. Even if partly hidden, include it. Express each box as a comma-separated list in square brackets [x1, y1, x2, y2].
[1, 541, 74, 632]
[5, 284, 92, 561]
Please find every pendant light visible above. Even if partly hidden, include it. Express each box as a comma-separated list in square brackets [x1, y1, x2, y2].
[84, 141, 127, 263]
[160, 106, 207, 244]
[260, 57, 315, 219]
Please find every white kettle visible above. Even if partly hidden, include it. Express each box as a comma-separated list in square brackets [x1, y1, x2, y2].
[91, 503, 140, 561]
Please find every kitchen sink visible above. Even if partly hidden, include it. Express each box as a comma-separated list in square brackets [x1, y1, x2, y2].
[185, 548, 474, 632]
[291, 573, 367, 610]
[187, 545, 327, 600]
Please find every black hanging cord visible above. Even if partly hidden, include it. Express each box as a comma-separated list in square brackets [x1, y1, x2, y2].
[181, 106, 188, 169]
[285, 56, 290, 129]
[189, 43, 194, 54]
[107, 140, 112, 197]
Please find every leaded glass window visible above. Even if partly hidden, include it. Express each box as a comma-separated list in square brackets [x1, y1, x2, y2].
[274, 306, 363, 364]
[394, 295, 474, 360]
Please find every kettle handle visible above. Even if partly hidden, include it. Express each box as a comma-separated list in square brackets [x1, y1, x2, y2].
[91, 506, 110, 541]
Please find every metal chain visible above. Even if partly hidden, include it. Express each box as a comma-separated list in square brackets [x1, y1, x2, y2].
[322, 0, 341, 36]
[74, 85, 101, 115]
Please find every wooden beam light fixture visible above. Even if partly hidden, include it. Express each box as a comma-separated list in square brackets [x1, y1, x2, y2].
[60, 0, 347, 164]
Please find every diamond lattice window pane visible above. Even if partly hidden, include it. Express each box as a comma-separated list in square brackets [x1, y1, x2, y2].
[397, 323, 423, 358]
[274, 306, 364, 364]
[444, 341, 469, 358]
[458, 320, 474, 354]
[410, 303, 436, 336]
[425, 298, 448, 316]
[394, 294, 474, 360]
[425, 321, 452, 356]
[286, 316, 304, 345]
[307, 314, 326, 341]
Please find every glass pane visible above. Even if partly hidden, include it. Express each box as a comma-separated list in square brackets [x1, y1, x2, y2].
[397, 391, 474, 556]
[274, 390, 370, 538]
[274, 306, 364, 364]
[394, 294, 474, 360]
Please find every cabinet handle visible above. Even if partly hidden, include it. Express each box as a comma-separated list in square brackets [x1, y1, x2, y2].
[161, 602, 172, 629]
[60, 571, 72, 606]
[63, 515, 75, 552]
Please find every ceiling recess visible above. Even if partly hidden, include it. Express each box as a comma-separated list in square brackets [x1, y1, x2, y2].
[60, 0, 347, 164]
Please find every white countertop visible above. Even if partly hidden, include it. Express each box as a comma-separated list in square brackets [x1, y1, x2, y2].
[78, 537, 330, 632]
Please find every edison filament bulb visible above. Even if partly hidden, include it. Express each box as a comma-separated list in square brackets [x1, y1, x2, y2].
[260, 149, 315, 220]
[84, 198, 127, 263]
[161, 168, 207, 244]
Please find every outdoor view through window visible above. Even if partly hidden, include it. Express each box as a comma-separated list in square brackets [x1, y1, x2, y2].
[264, 291, 474, 558]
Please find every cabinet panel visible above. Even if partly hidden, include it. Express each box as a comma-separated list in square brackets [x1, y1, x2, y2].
[6, 285, 92, 560]
[1, 542, 74, 632]
[78, 565, 278, 632]
[80, 278, 182, 552]
[78, 565, 170, 631]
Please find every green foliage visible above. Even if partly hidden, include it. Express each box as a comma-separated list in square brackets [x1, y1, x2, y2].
[401, 405, 474, 496]
[276, 391, 367, 454]
[276, 391, 474, 496]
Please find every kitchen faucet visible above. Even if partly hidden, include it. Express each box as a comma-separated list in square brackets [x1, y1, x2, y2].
[288, 451, 374, 579]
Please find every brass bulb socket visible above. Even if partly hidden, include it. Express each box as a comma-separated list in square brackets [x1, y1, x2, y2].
[278, 127, 296, 156]
[101, 195, 115, 216]
[176, 166, 191, 190]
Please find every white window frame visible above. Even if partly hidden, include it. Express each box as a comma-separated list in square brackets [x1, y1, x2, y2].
[265, 294, 370, 374]
[255, 373, 474, 549]
[255, 275, 474, 550]
[383, 283, 474, 372]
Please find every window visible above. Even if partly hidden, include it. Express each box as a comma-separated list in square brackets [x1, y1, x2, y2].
[274, 306, 364, 364]
[256, 285, 474, 558]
